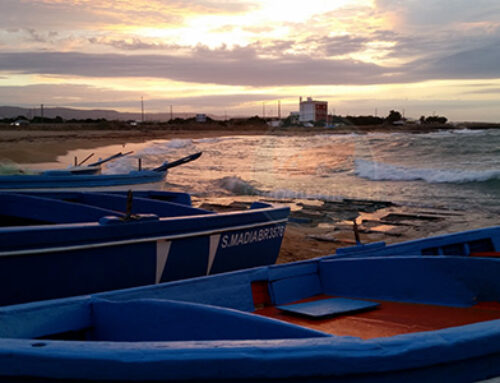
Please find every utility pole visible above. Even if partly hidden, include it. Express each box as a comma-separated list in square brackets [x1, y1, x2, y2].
[170, 105, 173, 121]
[278, 100, 281, 120]
[40, 104, 44, 122]
[141, 97, 144, 123]
[262, 102, 265, 119]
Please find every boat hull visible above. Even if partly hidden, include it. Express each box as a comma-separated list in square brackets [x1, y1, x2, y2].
[0, 192, 289, 305]
[0, 170, 167, 191]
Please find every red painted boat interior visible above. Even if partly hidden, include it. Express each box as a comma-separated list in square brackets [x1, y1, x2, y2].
[470, 252, 500, 258]
[254, 294, 500, 339]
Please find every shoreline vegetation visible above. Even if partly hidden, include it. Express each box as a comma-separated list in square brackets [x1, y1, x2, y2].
[1, 121, 498, 263]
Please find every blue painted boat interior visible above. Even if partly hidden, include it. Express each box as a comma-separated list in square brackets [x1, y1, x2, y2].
[0, 255, 500, 381]
[0, 191, 211, 225]
[3, 256, 500, 341]
[0, 192, 288, 251]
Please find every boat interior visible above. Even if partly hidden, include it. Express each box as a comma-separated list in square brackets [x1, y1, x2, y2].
[334, 226, 500, 257]
[2, 256, 500, 343]
[0, 191, 214, 226]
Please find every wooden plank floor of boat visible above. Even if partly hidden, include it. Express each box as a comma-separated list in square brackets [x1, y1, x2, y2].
[255, 295, 500, 339]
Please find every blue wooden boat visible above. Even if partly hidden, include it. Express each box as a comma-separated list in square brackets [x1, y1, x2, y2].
[0, 255, 499, 382]
[0, 190, 289, 305]
[43, 151, 134, 176]
[334, 226, 500, 258]
[0, 152, 201, 191]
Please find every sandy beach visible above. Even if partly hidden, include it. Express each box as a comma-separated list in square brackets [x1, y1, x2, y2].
[1, 124, 497, 264]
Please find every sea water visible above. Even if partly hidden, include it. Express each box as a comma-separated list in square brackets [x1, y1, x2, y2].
[17, 128, 500, 215]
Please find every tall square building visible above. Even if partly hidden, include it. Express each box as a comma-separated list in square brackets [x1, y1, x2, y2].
[299, 97, 328, 122]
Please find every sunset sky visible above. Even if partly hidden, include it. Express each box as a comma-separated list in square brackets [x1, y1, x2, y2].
[1, 0, 500, 121]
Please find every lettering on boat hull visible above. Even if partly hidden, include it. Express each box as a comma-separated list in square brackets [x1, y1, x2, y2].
[221, 224, 286, 249]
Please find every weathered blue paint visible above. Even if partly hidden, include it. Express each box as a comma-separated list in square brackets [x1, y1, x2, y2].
[334, 226, 500, 258]
[0, 191, 289, 305]
[319, 257, 494, 306]
[0, 256, 499, 381]
[0, 169, 167, 190]
[90, 298, 329, 341]
[0, 152, 203, 191]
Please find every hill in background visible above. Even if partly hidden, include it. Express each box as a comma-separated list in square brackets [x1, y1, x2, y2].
[0, 106, 221, 121]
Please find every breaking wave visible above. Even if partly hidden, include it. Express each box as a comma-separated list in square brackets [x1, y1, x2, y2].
[137, 139, 194, 156]
[216, 176, 262, 195]
[105, 139, 196, 174]
[355, 159, 500, 184]
[0, 161, 29, 175]
[213, 176, 345, 201]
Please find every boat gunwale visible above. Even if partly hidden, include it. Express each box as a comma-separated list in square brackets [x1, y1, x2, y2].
[0, 216, 289, 257]
[0, 317, 499, 380]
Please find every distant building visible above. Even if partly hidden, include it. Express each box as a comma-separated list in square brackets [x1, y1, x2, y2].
[196, 114, 207, 123]
[267, 119, 282, 128]
[299, 97, 328, 123]
[392, 120, 405, 126]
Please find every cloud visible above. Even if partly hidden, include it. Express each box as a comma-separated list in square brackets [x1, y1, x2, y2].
[88, 37, 182, 51]
[0, 83, 140, 106]
[375, 0, 500, 26]
[0, 50, 392, 86]
[0, 1, 123, 30]
[305, 35, 371, 56]
[2, 35, 500, 88]
[465, 87, 500, 95]
[0, 0, 255, 32]
[408, 41, 500, 80]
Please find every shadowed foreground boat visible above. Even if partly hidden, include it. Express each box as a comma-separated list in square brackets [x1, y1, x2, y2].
[0, 190, 289, 305]
[0, 255, 499, 382]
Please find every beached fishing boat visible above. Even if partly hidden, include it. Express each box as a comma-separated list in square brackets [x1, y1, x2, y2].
[333, 225, 500, 258]
[43, 151, 133, 176]
[0, 152, 201, 191]
[0, 255, 499, 382]
[0, 190, 289, 305]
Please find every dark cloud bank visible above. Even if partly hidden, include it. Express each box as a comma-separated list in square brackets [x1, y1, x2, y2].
[1, 39, 500, 87]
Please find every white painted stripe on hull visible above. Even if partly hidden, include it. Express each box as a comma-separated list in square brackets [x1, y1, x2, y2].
[156, 241, 171, 284]
[207, 234, 221, 275]
[0, 218, 288, 257]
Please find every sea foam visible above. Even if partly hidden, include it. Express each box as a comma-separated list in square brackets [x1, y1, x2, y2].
[355, 159, 500, 184]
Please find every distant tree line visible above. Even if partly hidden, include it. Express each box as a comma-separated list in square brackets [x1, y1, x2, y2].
[344, 115, 385, 125]
[0, 110, 449, 127]
[419, 115, 448, 124]
[0, 115, 108, 124]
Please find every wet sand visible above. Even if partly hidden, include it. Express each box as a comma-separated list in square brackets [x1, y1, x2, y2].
[1, 125, 495, 262]
[0, 127, 270, 163]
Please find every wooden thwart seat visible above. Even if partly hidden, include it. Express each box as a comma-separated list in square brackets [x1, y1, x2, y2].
[277, 298, 379, 318]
